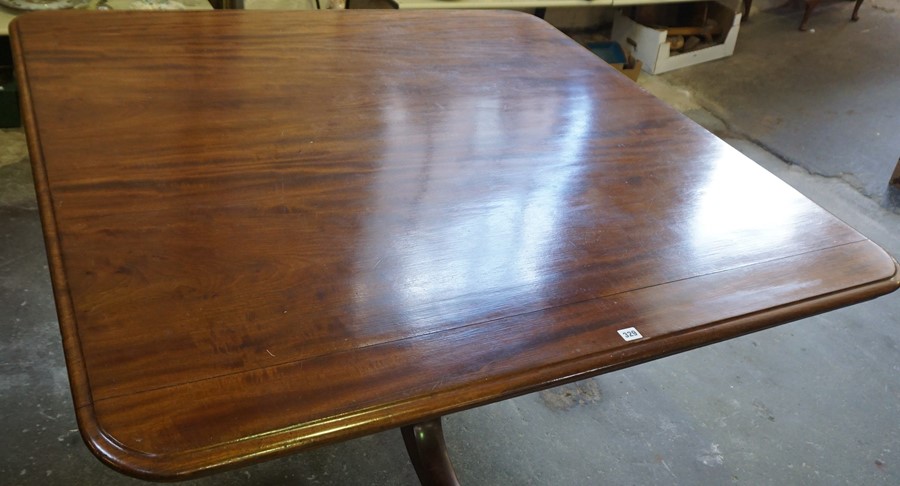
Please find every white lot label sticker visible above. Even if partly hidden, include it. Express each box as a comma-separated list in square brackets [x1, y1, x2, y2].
[617, 327, 643, 341]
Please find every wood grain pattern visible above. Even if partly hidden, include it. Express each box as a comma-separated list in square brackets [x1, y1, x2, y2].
[11, 10, 899, 480]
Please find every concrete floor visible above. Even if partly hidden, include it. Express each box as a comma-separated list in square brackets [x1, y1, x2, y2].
[2, 1, 899, 484]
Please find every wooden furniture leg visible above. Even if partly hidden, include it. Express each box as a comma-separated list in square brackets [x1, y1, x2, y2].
[890, 158, 900, 187]
[799, 0, 819, 30]
[852, 0, 864, 21]
[401, 418, 461, 486]
[800, 0, 864, 30]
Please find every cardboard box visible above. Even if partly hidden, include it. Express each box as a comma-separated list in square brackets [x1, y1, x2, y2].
[611, 0, 741, 75]
[611, 59, 643, 81]
[586, 41, 642, 82]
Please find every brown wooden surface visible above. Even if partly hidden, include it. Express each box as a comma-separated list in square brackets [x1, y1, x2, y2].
[11, 10, 899, 481]
[891, 158, 900, 187]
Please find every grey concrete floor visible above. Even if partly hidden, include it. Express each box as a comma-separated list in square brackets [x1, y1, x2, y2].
[2, 2, 899, 485]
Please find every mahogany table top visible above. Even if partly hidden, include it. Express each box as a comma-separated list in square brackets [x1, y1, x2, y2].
[11, 9, 898, 480]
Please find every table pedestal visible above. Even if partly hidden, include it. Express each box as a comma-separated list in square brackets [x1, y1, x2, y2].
[401, 418, 461, 486]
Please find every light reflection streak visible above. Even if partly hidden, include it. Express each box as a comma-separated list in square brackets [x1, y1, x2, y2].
[353, 84, 595, 328]
[689, 149, 803, 259]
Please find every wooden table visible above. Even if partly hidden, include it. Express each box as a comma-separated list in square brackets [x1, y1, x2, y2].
[11, 10, 898, 484]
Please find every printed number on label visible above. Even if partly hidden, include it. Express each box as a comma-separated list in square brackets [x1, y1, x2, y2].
[617, 327, 643, 342]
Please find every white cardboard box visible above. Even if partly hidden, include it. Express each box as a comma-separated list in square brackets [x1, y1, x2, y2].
[611, 0, 742, 75]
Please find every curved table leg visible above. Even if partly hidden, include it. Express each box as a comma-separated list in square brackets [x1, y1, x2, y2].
[851, 0, 864, 21]
[890, 158, 900, 187]
[401, 418, 461, 486]
[799, 0, 820, 30]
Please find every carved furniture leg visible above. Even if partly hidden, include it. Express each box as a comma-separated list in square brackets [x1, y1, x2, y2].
[800, 0, 862, 30]
[799, 0, 820, 30]
[401, 418, 461, 486]
[890, 158, 900, 187]
[852, 0, 864, 21]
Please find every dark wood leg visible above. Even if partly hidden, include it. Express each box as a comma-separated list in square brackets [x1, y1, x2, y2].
[401, 418, 461, 486]
[851, 0, 864, 21]
[799, 0, 819, 30]
[743, 0, 752, 20]
[890, 158, 900, 188]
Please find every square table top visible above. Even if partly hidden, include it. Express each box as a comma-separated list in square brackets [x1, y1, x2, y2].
[10, 9, 899, 480]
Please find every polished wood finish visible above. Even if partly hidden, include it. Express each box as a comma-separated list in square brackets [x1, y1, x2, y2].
[11, 10, 898, 481]
[402, 419, 461, 486]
